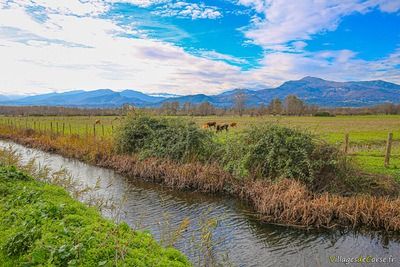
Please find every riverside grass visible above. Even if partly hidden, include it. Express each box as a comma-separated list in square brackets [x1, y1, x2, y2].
[1, 114, 399, 180]
[0, 120, 400, 232]
[0, 165, 190, 266]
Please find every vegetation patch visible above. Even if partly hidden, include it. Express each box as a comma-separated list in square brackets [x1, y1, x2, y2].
[0, 165, 190, 266]
[115, 113, 218, 162]
[0, 118, 400, 232]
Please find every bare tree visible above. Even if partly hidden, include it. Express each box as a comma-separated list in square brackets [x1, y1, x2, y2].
[284, 95, 305, 116]
[234, 93, 247, 116]
[268, 98, 283, 115]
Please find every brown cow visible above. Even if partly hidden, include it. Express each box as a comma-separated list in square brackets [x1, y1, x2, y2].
[95, 120, 101, 125]
[230, 122, 237, 128]
[216, 124, 229, 133]
[206, 121, 217, 128]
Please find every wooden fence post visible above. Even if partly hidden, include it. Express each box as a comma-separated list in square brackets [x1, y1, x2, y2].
[62, 123, 65, 136]
[50, 122, 53, 134]
[93, 124, 96, 138]
[344, 133, 349, 154]
[384, 133, 393, 167]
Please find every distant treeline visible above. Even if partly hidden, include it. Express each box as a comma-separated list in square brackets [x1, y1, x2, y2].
[0, 106, 123, 116]
[149, 94, 400, 116]
[1, 94, 400, 116]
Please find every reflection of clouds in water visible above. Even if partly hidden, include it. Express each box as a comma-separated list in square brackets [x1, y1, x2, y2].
[1, 140, 400, 267]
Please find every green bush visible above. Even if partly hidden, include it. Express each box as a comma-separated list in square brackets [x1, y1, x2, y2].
[115, 114, 217, 162]
[222, 125, 344, 184]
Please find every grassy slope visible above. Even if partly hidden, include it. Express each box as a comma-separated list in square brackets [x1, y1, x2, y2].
[1, 114, 399, 180]
[0, 166, 190, 267]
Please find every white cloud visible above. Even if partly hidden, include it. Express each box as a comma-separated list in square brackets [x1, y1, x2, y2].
[152, 2, 222, 20]
[108, 0, 169, 8]
[238, 0, 400, 49]
[0, 1, 237, 94]
[243, 49, 400, 88]
[0, 0, 398, 96]
[198, 50, 248, 65]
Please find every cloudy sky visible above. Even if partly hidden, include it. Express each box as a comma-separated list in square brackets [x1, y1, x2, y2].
[0, 0, 399, 95]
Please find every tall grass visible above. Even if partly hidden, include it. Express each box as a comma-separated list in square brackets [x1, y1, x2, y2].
[1, 119, 400, 231]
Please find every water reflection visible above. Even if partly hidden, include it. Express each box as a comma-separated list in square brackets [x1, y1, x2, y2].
[1, 140, 399, 267]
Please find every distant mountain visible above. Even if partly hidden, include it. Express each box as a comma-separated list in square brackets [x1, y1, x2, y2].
[255, 76, 400, 107]
[1, 77, 399, 108]
[0, 94, 25, 102]
[0, 89, 164, 108]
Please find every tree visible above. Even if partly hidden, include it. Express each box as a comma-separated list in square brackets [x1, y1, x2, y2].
[196, 102, 215, 116]
[234, 93, 247, 116]
[182, 102, 193, 115]
[284, 95, 305, 116]
[161, 101, 179, 115]
[268, 98, 283, 115]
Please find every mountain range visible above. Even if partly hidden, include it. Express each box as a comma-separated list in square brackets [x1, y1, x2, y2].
[1, 77, 400, 108]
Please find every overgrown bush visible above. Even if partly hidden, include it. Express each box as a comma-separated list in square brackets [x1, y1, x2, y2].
[115, 113, 218, 162]
[222, 124, 345, 184]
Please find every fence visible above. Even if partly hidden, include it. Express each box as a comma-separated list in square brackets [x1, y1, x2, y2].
[0, 117, 117, 140]
[343, 132, 397, 168]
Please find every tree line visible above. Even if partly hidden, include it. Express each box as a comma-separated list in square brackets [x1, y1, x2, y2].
[1, 94, 400, 116]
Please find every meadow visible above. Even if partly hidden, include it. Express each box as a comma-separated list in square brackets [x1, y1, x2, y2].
[1, 114, 398, 180]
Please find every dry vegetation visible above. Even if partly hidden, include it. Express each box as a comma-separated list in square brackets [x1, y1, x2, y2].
[0, 115, 400, 232]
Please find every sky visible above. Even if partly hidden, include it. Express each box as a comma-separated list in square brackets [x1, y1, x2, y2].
[0, 0, 399, 95]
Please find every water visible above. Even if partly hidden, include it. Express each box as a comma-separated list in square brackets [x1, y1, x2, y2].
[1, 140, 399, 267]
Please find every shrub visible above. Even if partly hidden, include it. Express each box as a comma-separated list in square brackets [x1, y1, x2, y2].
[115, 113, 217, 162]
[313, 111, 335, 117]
[223, 124, 346, 184]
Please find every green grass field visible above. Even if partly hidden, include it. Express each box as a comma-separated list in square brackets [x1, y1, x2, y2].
[1, 114, 399, 180]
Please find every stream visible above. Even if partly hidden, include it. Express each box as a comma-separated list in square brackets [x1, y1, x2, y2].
[1, 139, 399, 267]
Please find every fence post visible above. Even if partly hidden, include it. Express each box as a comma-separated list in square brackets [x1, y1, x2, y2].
[93, 124, 96, 138]
[62, 123, 65, 136]
[384, 133, 393, 167]
[50, 122, 53, 134]
[344, 133, 349, 154]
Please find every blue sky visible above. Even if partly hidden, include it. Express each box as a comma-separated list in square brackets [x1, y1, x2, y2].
[0, 0, 399, 95]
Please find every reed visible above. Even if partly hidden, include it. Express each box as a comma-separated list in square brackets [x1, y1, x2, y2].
[1, 124, 400, 232]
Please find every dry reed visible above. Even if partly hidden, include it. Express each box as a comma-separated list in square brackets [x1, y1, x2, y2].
[1, 125, 400, 232]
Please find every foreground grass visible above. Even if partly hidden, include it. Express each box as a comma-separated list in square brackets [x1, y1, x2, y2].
[0, 166, 190, 266]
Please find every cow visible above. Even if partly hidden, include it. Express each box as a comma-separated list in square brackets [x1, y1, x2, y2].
[230, 122, 237, 128]
[216, 124, 229, 133]
[206, 121, 217, 128]
[95, 120, 101, 125]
